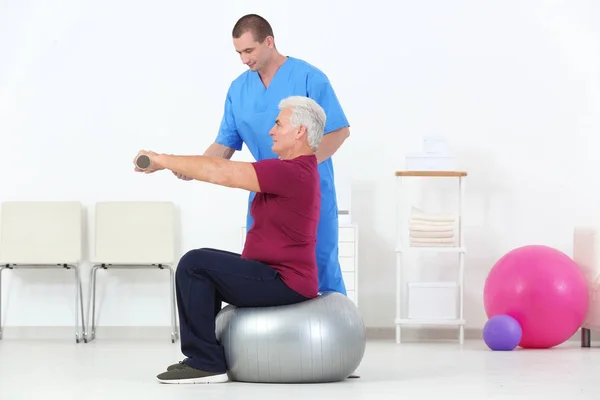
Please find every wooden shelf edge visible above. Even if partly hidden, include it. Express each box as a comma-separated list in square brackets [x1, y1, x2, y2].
[395, 171, 467, 177]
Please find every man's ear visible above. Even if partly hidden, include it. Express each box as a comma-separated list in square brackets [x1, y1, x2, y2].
[265, 36, 275, 48]
[296, 125, 307, 139]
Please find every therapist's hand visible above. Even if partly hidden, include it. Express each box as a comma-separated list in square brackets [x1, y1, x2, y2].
[172, 171, 193, 180]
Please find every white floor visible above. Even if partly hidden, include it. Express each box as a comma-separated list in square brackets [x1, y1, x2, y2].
[1, 337, 599, 399]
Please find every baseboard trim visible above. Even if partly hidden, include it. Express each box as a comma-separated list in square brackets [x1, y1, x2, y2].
[366, 326, 483, 341]
[366, 326, 597, 344]
[0, 326, 175, 341]
[0, 325, 596, 344]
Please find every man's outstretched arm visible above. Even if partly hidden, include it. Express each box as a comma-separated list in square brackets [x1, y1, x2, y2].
[173, 142, 236, 180]
[158, 153, 260, 192]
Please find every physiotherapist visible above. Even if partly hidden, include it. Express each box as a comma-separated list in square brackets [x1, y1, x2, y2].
[175, 14, 351, 295]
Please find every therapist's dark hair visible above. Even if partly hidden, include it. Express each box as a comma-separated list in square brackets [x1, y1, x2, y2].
[232, 14, 274, 43]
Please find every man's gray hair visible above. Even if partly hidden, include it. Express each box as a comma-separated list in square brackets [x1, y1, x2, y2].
[278, 96, 326, 151]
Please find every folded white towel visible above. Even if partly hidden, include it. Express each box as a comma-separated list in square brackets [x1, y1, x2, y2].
[410, 237, 456, 245]
[410, 231, 454, 239]
[409, 223, 454, 232]
[409, 218, 456, 226]
[410, 242, 456, 247]
[410, 206, 455, 222]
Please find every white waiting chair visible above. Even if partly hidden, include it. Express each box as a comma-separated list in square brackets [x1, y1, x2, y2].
[86, 201, 178, 343]
[0, 201, 85, 342]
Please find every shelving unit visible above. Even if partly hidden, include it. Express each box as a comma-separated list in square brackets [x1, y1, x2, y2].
[394, 171, 467, 344]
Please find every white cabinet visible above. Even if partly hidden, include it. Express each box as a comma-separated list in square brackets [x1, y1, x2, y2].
[240, 223, 358, 305]
[338, 224, 358, 305]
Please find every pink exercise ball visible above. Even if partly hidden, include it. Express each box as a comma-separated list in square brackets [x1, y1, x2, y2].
[484, 245, 589, 349]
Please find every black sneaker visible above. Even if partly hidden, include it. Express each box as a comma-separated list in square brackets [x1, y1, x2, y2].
[156, 362, 228, 384]
[166, 359, 189, 371]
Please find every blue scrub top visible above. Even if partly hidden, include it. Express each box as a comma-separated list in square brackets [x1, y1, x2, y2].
[215, 56, 349, 219]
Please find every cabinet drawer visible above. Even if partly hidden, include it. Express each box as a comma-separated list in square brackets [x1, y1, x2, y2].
[339, 256, 355, 272]
[338, 226, 355, 242]
[338, 242, 355, 257]
[342, 271, 355, 290]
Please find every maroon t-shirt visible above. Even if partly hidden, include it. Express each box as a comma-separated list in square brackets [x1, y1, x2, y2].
[241, 155, 320, 299]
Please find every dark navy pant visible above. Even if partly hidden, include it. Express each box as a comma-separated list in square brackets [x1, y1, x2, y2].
[175, 248, 310, 373]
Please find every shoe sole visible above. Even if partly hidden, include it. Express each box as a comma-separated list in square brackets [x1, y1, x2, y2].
[157, 373, 229, 384]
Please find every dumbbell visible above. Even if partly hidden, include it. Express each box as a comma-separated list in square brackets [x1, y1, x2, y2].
[135, 154, 151, 171]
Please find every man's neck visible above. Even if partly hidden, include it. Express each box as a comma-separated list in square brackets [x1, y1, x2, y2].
[258, 53, 288, 87]
[279, 147, 313, 160]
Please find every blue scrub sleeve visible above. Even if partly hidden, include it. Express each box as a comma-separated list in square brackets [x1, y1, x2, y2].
[306, 72, 350, 134]
[215, 91, 243, 151]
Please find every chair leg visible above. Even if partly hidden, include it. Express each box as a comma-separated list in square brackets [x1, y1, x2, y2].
[84, 264, 179, 343]
[85, 265, 100, 343]
[0, 264, 84, 342]
[168, 265, 179, 343]
[0, 266, 4, 340]
[73, 265, 86, 344]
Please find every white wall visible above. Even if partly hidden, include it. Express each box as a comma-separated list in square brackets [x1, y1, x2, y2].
[1, 0, 600, 330]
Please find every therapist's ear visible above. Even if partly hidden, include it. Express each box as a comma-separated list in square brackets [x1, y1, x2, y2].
[264, 36, 275, 48]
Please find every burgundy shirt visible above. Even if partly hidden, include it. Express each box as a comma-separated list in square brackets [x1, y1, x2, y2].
[241, 155, 320, 299]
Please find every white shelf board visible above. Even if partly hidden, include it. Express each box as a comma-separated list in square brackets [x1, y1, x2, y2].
[395, 318, 466, 326]
[396, 246, 466, 253]
[407, 280, 459, 286]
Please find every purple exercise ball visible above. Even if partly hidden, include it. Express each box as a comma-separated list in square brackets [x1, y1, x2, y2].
[483, 314, 522, 351]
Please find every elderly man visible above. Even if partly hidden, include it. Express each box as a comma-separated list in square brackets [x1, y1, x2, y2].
[134, 96, 325, 384]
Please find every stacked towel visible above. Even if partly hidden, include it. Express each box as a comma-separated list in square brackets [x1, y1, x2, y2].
[409, 207, 456, 247]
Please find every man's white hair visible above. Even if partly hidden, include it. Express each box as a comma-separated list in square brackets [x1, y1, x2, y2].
[278, 96, 326, 151]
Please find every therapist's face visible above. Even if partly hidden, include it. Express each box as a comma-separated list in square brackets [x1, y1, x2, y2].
[269, 108, 305, 157]
[233, 31, 273, 72]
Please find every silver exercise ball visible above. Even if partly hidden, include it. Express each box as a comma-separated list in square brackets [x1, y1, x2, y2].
[215, 291, 366, 383]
